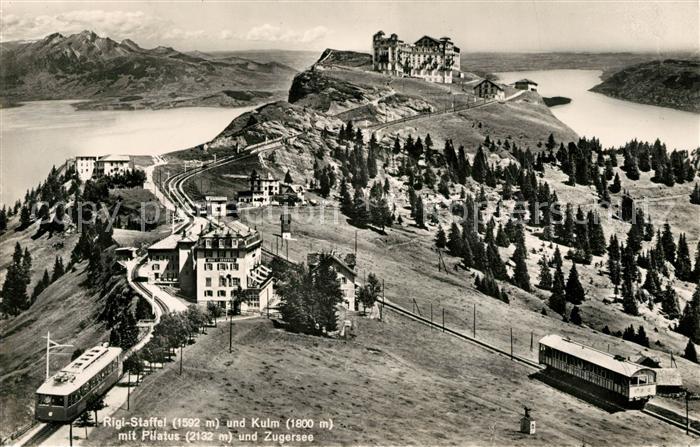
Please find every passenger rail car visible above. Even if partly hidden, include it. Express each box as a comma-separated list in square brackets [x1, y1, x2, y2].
[539, 335, 656, 404]
[35, 344, 122, 422]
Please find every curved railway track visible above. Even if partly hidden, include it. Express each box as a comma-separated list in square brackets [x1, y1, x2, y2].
[15, 139, 291, 447]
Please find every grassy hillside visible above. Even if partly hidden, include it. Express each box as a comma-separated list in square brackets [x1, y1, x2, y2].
[0, 262, 114, 440]
[590, 59, 700, 113]
[86, 316, 689, 446]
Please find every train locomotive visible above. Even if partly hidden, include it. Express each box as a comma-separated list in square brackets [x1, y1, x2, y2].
[35, 344, 122, 422]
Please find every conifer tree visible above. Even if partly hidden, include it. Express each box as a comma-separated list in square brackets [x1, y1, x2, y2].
[661, 222, 676, 265]
[549, 263, 567, 314]
[340, 178, 353, 218]
[557, 204, 575, 246]
[447, 223, 463, 255]
[587, 211, 606, 256]
[487, 241, 508, 280]
[661, 283, 681, 319]
[0, 243, 30, 315]
[565, 263, 585, 304]
[352, 188, 369, 227]
[462, 238, 473, 268]
[393, 136, 401, 154]
[19, 205, 31, 229]
[570, 306, 583, 325]
[495, 224, 509, 247]
[435, 225, 447, 249]
[538, 255, 552, 290]
[511, 241, 531, 291]
[690, 183, 700, 205]
[610, 172, 622, 193]
[678, 283, 700, 343]
[284, 170, 293, 184]
[684, 339, 698, 363]
[675, 233, 692, 281]
[414, 196, 425, 228]
[0, 206, 6, 232]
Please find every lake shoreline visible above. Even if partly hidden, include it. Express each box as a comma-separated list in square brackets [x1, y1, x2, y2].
[496, 69, 699, 151]
[0, 102, 256, 206]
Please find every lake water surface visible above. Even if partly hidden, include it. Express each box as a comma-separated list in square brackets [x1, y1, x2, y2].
[496, 69, 699, 151]
[1, 101, 253, 206]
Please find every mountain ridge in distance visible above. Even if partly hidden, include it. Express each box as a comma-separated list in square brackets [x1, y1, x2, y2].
[0, 30, 300, 110]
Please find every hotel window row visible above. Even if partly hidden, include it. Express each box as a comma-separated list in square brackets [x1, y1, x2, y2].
[203, 263, 239, 271]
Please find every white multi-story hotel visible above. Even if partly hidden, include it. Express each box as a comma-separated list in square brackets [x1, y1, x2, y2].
[146, 221, 274, 314]
[75, 156, 98, 181]
[372, 31, 461, 84]
[94, 155, 132, 177]
[71, 154, 134, 181]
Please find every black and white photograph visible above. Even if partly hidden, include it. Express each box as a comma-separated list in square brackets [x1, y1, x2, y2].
[1, 1, 699, 445]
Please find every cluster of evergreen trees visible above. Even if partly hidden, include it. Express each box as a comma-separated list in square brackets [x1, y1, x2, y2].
[335, 122, 379, 190]
[31, 256, 66, 301]
[311, 161, 336, 198]
[540, 247, 586, 315]
[0, 243, 33, 316]
[600, 324, 651, 347]
[340, 179, 393, 231]
[276, 253, 344, 335]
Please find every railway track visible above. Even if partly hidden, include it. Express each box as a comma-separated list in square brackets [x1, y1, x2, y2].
[259, 247, 699, 438]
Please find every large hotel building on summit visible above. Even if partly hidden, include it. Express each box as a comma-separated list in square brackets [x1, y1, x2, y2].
[372, 31, 461, 83]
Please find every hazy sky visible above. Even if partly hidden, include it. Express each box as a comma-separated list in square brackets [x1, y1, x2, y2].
[1, 1, 697, 53]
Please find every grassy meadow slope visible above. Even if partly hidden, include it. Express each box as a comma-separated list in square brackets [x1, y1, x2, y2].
[86, 316, 689, 446]
[0, 215, 112, 439]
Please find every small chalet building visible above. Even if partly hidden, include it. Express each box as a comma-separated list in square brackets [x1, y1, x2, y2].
[238, 170, 280, 208]
[279, 184, 306, 205]
[514, 79, 538, 92]
[307, 252, 358, 311]
[473, 79, 505, 100]
[205, 196, 228, 218]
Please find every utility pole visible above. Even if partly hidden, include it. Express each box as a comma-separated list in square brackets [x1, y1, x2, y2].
[510, 328, 514, 360]
[380, 279, 384, 321]
[473, 304, 476, 338]
[530, 332, 533, 352]
[686, 392, 689, 435]
[354, 230, 358, 257]
[179, 345, 183, 375]
[43, 331, 73, 380]
[229, 313, 233, 353]
[127, 371, 131, 410]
